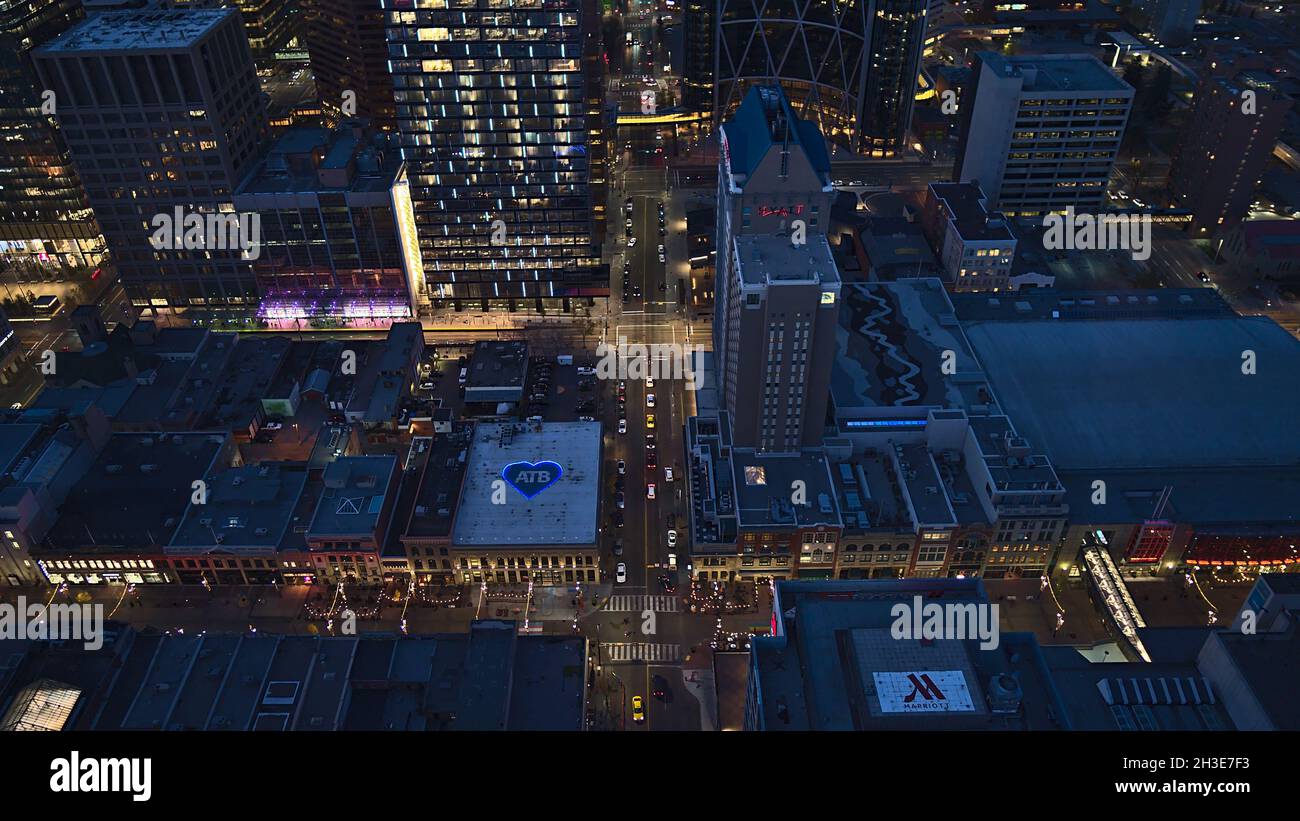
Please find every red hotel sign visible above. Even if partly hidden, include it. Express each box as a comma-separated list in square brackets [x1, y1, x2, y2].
[758, 205, 805, 217]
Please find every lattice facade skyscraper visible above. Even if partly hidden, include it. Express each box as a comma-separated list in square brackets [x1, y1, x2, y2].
[714, 0, 926, 157]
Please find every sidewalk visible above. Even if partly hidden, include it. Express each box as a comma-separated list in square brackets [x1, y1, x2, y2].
[681, 661, 717, 731]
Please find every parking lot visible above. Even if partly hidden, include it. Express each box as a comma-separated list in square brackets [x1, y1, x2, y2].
[519, 355, 601, 423]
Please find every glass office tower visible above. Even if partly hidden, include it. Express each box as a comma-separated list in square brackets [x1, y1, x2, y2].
[714, 0, 926, 157]
[385, 0, 603, 313]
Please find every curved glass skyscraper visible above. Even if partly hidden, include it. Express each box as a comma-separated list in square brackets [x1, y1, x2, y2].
[714, 0, 926, 157]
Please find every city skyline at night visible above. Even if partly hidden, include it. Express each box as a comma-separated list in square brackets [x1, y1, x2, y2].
[0, 0, 1296, 795]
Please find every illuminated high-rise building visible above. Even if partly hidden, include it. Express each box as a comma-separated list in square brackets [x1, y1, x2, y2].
[0, 0, 105, 281]
[714, 86, 840, 452]
[682, 0, 713, 113]
[34, 8, 269, 316]
[954, 52, 1133, 218]
[714, 0, 926, 156]
[169, 0, 298, 66]
[385, 0, 603, 313]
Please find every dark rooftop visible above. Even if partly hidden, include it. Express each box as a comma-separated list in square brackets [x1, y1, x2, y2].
[44, 433, 228, 553]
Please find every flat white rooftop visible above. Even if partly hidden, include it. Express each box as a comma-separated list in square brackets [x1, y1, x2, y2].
[452, 421, 601, 547]
[40, 9, 232, 53]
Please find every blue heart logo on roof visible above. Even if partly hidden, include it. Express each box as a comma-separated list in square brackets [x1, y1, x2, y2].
[501, 460, 563, 500]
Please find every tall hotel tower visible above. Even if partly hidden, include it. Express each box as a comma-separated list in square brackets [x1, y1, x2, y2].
[714, 87, 841, 452]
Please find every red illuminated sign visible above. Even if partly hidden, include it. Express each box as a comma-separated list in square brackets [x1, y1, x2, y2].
[758, 205, 805, 217]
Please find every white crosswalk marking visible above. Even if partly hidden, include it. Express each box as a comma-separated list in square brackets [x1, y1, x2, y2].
[605, 594, 679, 613]
[603, 643, 682, 664]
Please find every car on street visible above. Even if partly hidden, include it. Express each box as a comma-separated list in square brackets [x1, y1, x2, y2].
[645, 377, 654, 389]
[666, 529, 677, 548]
[264, 422, 283, 431]
[617, 459, 626, 475]
[645, 414, 655, 429]
[616, 563, 628, 584]
[613, 539, 624, 556]
[664, 467, 674, 482]
[618, 419, 627, 434]
[646, 393, 655, 407]
[645, 434, 656, 448]
[647, 483, 656, 500]
[632, 695, 645, 722]
[612, 511, 624, 528]
[645, 451, 657, 469]
[628, 236, 637, 247]
[652, 675, 668, 699]
[616, 492, 625, 509]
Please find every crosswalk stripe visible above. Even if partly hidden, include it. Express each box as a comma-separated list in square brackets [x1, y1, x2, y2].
[602, 643, 682, 664]
[604, 594, 679, 613]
